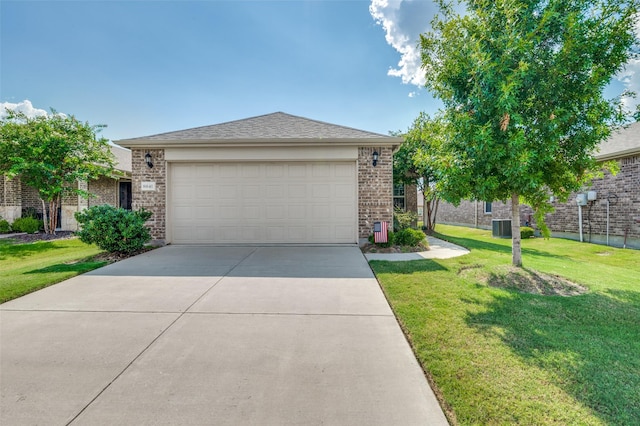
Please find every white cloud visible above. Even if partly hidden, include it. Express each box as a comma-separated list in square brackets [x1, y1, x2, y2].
[0, 100, 49, 119]
[616, 15, 640, 112]
[369, 0, 437, 88]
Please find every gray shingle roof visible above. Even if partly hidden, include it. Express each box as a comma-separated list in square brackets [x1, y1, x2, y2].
[596, 121, 640, 160]
[117, 112, 394, 144]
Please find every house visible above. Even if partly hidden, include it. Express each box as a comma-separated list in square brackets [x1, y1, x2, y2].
[115, 112, 402, 245]
[0, 144, 132, 230]
[436, 122, 640, 249]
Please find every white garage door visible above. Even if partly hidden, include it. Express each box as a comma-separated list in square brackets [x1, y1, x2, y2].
[169, 162, 357, 244]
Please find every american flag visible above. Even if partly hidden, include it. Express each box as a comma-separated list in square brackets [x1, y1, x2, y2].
[374, 221, 388, 243]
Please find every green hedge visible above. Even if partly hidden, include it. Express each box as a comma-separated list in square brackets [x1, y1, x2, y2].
[0, 219, 11, 233]
[520, 226, 535, 239]
[75, 205, 152, 254]
[12, 217, 41, 234]
[395, 228, 427, 246]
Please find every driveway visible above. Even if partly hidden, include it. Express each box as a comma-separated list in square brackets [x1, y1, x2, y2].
[1, 246, 448, 425]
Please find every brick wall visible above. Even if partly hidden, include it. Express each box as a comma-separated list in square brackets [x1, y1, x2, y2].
[0, 176, 22, 222]
[88, 176, 117, 207]
[21, 184, 42, 212]
[358, 147, 393, 240]
[132, 149, 166, 242]
[437, 155, 639, 248]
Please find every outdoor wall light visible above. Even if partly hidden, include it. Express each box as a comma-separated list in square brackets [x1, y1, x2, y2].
[372, 150, 379, 167]
[144, 152, 153, 169]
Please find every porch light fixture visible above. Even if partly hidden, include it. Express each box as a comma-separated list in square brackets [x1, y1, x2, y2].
[372, 150, 379, 167]
[144, 152, 153, 169]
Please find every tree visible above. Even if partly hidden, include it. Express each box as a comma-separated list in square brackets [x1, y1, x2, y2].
[0, 109, 116, 233]
[394, 112, 447, 232]
[420, 0, 639, 266]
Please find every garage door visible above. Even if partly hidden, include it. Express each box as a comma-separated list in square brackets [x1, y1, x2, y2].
[169, 162, 357, 244]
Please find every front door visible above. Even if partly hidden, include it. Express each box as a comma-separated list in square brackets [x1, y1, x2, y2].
[119, 182, 132, 210]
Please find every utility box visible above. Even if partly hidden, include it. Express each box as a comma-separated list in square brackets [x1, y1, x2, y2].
[587, 191, 597, 201]
[492, 219, 512, 238]
[576, 193, 588, 206]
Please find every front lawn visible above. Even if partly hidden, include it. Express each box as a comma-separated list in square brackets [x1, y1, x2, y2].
[0, 238, 106, 303]
[370, 224, 640, 425]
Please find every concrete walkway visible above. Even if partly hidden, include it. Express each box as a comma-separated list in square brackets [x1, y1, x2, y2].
[365, 236, 470, 261]
[1, 246, 448, 425]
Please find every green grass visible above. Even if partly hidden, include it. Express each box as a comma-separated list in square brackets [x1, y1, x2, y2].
[0, 238, 106, 303]
[370, 224, 640, 425]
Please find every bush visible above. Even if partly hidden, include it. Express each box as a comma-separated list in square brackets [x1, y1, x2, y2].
[0, 219, 11, 233]
[75, 205, 153, 254]
[12, 217, 41, 234]
[393, 207, 418, 231]
[21, 207, 40, 219]
[395, 228, 426, 246]
[521, 226, 535, 239]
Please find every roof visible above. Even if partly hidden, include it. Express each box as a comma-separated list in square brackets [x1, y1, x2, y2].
[596, 122, 640, 161]
[116, 112, 401, 148]
[110, 144, 131, 173]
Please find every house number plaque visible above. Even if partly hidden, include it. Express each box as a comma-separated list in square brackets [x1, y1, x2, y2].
[141, 181, 156, 191]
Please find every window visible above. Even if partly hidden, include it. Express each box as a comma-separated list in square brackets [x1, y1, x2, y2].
[393, 184, 406, 210]
[484, 201, 492, 214]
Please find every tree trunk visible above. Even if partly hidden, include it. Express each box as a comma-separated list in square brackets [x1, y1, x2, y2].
[48, 196, 60, 234]
[41, 198, 49, 234]
[511, 193, 522, 267]
[422, 195, 440, 233]
[431, 197, 439, 230]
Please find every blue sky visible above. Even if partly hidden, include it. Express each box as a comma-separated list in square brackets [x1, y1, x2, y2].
[0, 0, 443, 141]
[1, 1, 638, 143]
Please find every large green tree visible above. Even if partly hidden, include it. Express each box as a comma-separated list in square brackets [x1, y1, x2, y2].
[421, 0, 639, 266]
[0, 110, 116, 233]
[394, 112, 448, 232]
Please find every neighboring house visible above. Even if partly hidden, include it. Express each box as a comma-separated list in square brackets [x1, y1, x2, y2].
[116, 112, 402, 245]
[0, 144, 132, 230]
[437, 122, 640, 249]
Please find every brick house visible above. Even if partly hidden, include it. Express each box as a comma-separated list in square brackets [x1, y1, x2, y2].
[437, 122, 640, 249]
[0, 144, 132, 230]
[116, 112, 402, 245]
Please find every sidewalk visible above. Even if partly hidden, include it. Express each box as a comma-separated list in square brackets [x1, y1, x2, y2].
[364, 236, 470, 261]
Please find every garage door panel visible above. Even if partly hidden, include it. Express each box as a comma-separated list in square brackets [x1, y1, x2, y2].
[170, 162, 356, 244]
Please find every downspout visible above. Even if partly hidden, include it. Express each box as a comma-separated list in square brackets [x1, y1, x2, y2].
[475, 200, 478, 228]
[606, 198, 610, 246]
[578, 203, 584, 243]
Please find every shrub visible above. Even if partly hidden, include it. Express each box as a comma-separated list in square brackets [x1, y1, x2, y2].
[75, 205, 152, 254]
[0, 219, 11, 233]
[12, 217, 41, 234]
[21, 207, 40, 219]
[393, 207, 418, 231]
[521, 226, 535, 239]
[395, 228, 426, 246]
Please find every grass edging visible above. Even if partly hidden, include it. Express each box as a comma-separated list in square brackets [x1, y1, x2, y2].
[369, 224, 640, 425]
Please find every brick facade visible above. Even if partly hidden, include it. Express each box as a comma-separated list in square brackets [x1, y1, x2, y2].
[131, 149, 166, 242]
[0, 176, 22, 222]
[358, 147, 394, 240]
[437, 155, 640, 249]
[88, 176, 118, 207]
[128, 147, 392, 245]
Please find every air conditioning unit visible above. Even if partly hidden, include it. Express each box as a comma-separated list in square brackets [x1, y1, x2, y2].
[492, 219, 512, 238]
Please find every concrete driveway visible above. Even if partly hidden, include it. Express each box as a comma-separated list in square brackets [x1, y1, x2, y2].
[1, 246, 448, 425]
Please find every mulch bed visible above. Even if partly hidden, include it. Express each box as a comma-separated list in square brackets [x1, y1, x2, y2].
[1, 231, 77, 244]
[360, 242, 429, 253]
[485, 265, 588, 297]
